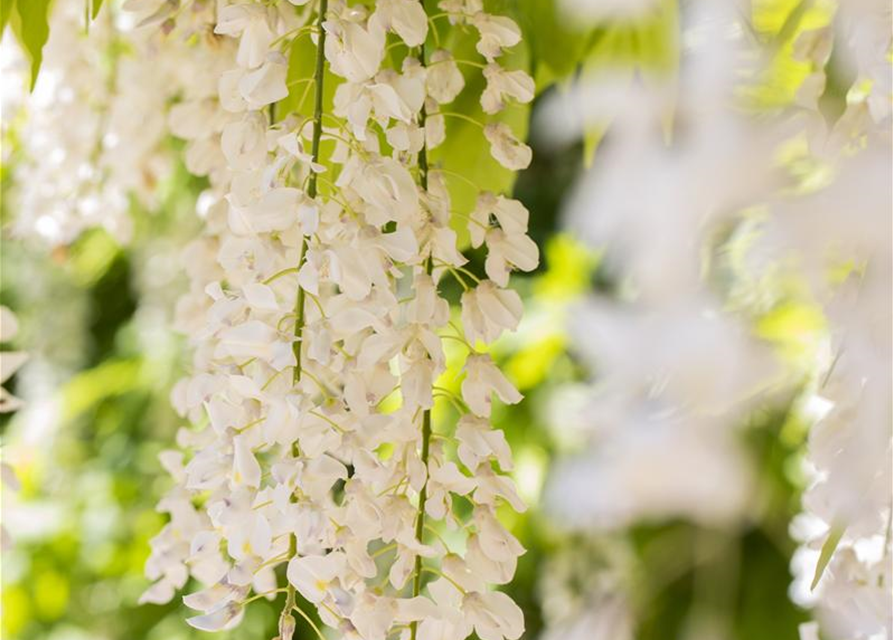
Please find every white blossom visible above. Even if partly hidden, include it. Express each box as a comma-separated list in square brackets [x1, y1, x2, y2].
[483, 122, 532, 171]
[471, 13, 521, 62]
[370, 0, 429, 47]
[427, 50, 465, 104]
[481, 64, 534, 115]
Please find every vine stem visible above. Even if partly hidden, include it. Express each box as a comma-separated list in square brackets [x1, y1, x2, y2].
[284, 2, 328, 639]
[291, 0, 328, 386]
[433, 110, 484, 129]
[411, 6, 432, 639]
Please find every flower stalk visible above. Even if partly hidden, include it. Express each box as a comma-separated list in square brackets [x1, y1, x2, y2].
[292, 0, 329, 386]
[285, 2, 329, 637]
[411, 10, 432, 639]
[139, 3, 537, 640]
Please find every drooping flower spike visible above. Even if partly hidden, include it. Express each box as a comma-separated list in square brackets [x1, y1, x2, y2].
[136, 1, 537, 639]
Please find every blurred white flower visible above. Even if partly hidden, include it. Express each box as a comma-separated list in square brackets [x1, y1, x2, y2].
[547, 412, 753, 529]
[0, 306, 27, 413]
[540, 5, 890, 640]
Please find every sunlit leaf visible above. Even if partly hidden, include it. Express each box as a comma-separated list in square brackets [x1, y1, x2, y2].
[0, 0, 14, 40]
[577, 0, 680, 164]
[519, 0, 589, 89]
[62, 359, 143, 420]
[811, 525, 845, 590]
[11, 0, 52, 90]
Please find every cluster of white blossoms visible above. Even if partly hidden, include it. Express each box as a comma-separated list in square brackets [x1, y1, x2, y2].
[544, 0, 779, 533]
[789, 143, 892, 640]
[778, 3, 892, 639]
[0, 0, 190, 246]
[539, 1, 890, 639]
[0, 4, 241, 552]
[136, 1, 536, 639]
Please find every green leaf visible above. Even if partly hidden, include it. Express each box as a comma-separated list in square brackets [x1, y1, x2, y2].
[811, 525, 845, 590]
[579, 30, 632, 166]
[92, 0, 104, 20]
[577, 0, 680, 164]
[518, 0, 589, 90]
[752, 0, 805, 35]
[279, 28, 341, 126]
[62, 358, 143, 421]
[582, 123, 607, 169]
[0, 0, 14, 41]
[12, 0, 52, 90]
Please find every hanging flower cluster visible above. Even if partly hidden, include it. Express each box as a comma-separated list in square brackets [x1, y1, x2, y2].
[780, 4, 892, 638]
[789, 143, 892, 640]
[0, 0, 196, 246]
[538, 2, 891, 639]
[543, 0, 779, 534]
[136, 1, 536, 639]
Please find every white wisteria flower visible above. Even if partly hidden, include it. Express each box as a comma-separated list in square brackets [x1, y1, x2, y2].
[484, 122, 532, 171]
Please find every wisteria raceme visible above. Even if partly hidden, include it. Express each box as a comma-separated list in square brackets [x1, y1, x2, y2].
[136, 1, 536, 639]
[546, 2, 893, 640]
[538, 2, 891, 640]
[780, 4, 892, 636]
[0, 0, 198, 246]
[544, 0, 780, 533]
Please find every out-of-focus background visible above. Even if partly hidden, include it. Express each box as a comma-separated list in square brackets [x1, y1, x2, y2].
[1, 1, 890, 639]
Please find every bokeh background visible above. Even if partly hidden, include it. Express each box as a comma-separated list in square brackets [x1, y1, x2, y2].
[1, 1, 890, 639]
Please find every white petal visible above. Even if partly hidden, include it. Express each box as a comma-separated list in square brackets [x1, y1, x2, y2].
[0, 307, 19, 342]
[233, 434, 262, 488]
[243, 282, 279, 311]
[0, 351, 27, 384]
[186, 601, 245, 632]
[484, 123, 531, 171]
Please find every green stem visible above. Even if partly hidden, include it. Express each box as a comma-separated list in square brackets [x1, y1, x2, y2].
[271, 24, 316, 49]
[410, 409, 432, 627]
[418, 75, 429, 192]
[420, 566, 467, 594]
[424, 523, 452, 553]
[281, 529, 298, 634]
[410, 8, 432, 639]
[434, 111, 484, 129]
[371, 542, 399, 558]
[263, 266, 299, 284]
[429, 167, 479, 191]
[445, 266, 470, 291]
[291, 603, 327, 640]
[309, 409, 347, 433]
[241, 588, 289, 606]
[284, 3, 328, 638]
[440, 333, 473, 350]
[292, 0, 328, 387]
[454, 59, 487, 70]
